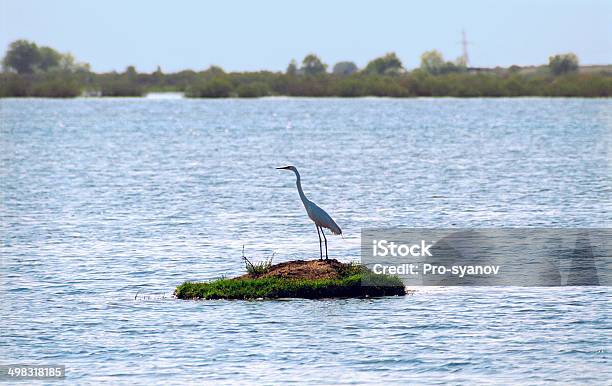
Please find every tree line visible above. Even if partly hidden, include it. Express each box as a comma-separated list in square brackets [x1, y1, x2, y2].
[1, 39, 610, 98]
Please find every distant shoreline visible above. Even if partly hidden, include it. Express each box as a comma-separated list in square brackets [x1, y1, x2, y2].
[2, 40, 610, 98]
[2, 93, 611, 100]
[2, 69, 610, 99]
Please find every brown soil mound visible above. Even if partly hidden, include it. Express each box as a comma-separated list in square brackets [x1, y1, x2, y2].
[238, 259, 349, 280]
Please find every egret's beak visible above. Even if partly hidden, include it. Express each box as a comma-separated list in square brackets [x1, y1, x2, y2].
[276, 166, 291, 170]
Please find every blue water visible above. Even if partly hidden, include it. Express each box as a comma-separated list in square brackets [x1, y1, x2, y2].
[1, 97, 610, 384]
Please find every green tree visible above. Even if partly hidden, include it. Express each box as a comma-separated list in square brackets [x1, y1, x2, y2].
[301, 54, 327, 75]
[455, 55, 467, 68]
[2, 40, 41, 74]
[58, 53, 89, 72]
[151, 65, 164, 84]
[420, 50, 446, 75]
[286, 59, 297, 75]
[201, 65, 225, 79]
[548, 53, 579, 75]
[125, 65, 137, 79]
[38, 46, 62, 71]
[364, 53, 403, 75]
[332, 61, 358, 76]
[420, 50, 465, 75]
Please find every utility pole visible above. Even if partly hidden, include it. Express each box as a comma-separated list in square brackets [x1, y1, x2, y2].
[460, 29, 470, 67]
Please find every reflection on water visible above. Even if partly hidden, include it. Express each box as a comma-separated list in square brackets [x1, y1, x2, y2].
[1, 98, 610, 384]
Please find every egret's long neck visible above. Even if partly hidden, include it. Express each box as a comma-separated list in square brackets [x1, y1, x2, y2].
[294, 170, 309, 206]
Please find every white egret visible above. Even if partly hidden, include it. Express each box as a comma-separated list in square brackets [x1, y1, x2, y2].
[276, 166, 342, 260]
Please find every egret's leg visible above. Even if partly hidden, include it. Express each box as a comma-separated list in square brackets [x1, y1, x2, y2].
[316, 225, 323, 260]
[321, 228, 328, 260]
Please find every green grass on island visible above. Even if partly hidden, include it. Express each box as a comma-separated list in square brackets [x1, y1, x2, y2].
[175, 259, 406, 300]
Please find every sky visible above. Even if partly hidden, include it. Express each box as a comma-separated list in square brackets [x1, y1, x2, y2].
[1, 0, 610, 73]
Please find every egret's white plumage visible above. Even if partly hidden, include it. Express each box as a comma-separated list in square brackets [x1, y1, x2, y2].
[306, 202, 342, 235]
[277, 166, 342, 259]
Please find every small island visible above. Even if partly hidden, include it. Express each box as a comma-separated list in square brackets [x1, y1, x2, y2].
[175, 259, 406, 300]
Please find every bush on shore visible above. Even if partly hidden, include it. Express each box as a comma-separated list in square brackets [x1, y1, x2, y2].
[185, 78, 233, 98]
[236, 82, 270, 98]
[30, 77, 81, 98]
[0, 73, 82, 97]
[99, 78, 144, 97]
